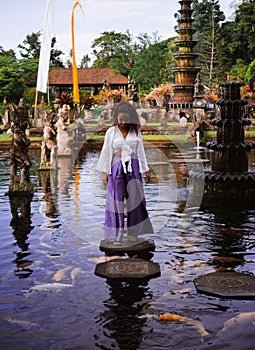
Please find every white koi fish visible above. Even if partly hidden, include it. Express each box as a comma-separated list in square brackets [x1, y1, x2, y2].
[5, 318, 40, 329]
[28, 282, 73, 292]
[217, 311, 255, 337]
[70, 267, 81, 282]
[90, 256, 123, 263]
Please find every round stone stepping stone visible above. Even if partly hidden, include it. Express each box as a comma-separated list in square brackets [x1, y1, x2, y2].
[194, 271, 255, 299]
[94, 258, 160, 279]
[99, 238, 155, 256]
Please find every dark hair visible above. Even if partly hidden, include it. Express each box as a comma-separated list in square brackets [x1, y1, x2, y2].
[112, 102, 140, 134]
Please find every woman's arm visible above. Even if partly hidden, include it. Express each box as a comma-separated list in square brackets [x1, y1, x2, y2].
[96, 127, 113, 175]
[136, 130, 150, 173]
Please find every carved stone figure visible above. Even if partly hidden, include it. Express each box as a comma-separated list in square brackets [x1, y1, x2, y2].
[56, 105, 71, 155]
[9, 100, 33, 194]
[40, 110, 57, 168]
[128, 76, 139, 102]
[194, 73, 204, 97]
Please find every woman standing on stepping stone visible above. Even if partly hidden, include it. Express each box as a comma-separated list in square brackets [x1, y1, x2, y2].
[97, 101, 154, 245]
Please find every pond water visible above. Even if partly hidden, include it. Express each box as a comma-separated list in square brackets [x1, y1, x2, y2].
[1, 142, 255, 350]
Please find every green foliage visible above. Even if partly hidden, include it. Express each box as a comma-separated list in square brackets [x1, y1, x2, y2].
[131, 39, 171, 91]
[92, 30, 133, 76]
[0, 47, 16, 59]
[23, 87, 37, 106]
[18, 32, 42, 59]
[19, 58, 39, 87]
[193, 0, 226, 87]
[231, 0, 255, 65]
[245, 59, 255, 84]
[229, 59, 248, 82]
[0, 56, 24, 102]
[79, 54, 91, 68]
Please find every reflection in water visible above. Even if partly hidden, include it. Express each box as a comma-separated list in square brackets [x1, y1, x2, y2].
[9, 194, 33, 278]
[38, 171, 58, 219]
[94, 279, 153, 350]
[57, 156, 73, 195]
[204, 208, 249, 271]
[1, 147, 255, 350]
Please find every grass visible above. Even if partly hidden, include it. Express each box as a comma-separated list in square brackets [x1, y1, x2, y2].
[84, 122, 191, 127]
[1, 125, 255, 144]
[0, 133, 42, 142]
[86, 134, 189, 142]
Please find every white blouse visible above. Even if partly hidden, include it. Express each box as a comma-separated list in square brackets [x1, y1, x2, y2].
[96, 125, 149, 174]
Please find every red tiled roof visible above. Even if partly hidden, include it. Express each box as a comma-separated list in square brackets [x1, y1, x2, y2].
[49, 67, 128, 86]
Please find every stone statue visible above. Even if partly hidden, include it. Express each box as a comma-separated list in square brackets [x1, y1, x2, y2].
[102, 79, 110, 91]
[194, 73, 204, 96]
[9, 100, 33, 194]
[40, 110, 57, 168]
[128, 76, 138, 102]
[56, 105, 71, 155]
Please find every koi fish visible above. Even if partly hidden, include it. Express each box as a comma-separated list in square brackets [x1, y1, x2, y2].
[28, 282, 73, 292]
[53, 269, 66, 282]
[139, 313, 209, 341]
[211, 256, 244, 264]
[5, 318, 40, 329]
[217, 311, 255, 337]
[70, 267, 81, 282]
[90, 256, 123, 263]
[219, 227, 243, 239]
[159, 313, 209, 341]
[159, 313, 183, 322]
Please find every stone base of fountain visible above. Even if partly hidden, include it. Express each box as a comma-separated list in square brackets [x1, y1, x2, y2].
[194, 271, 255, 299]
[189, 168, 255, 207]
[94, 257, 160, 280]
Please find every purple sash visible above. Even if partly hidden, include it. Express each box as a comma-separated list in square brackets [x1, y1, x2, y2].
[104, 155, 154, 242]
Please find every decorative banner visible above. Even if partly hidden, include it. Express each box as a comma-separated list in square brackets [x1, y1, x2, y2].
[71, 1, 84, 104]
[36, 0, 56, 93]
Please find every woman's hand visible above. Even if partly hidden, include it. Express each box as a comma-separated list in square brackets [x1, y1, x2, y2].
[145, 171, 151, 183]
[102, 172, 108, 185]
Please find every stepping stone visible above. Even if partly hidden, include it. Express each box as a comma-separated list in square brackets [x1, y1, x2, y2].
[94, 257, 160, 279]
[99, 238, 155, 256]
[194, 271, 255, 299]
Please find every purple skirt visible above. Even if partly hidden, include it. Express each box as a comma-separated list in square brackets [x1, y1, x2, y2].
[104, 155, 154, 242]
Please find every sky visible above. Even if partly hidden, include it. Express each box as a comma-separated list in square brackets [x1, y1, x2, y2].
[1, 0, 233, 65]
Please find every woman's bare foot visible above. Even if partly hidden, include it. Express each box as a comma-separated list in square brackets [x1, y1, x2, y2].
[113, 241, 122, 245]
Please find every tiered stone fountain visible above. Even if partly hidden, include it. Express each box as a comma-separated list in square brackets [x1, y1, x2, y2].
[190, 80, 255, 205]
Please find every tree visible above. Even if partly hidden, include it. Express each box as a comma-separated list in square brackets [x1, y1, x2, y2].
[91, 30, 133, 76]
[18, 32, 64, 66]
[0, 47, 16, 59]
[245, 59, 255, 84]
[19, 58, 40, 88]
[50, 37, 64, 67]
[79, 54, 91, 68]
[192, 0, 225, 87]
[160, 38, 178, 86]
[131, 37, 171, 91]
[228, 58, 248, 81]
[230, 0, 255, 65]
[18, 32, 42, 59]
[0, 56, 24, 103]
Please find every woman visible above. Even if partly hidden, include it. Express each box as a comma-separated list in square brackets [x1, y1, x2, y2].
[97, 102, 153, 245]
